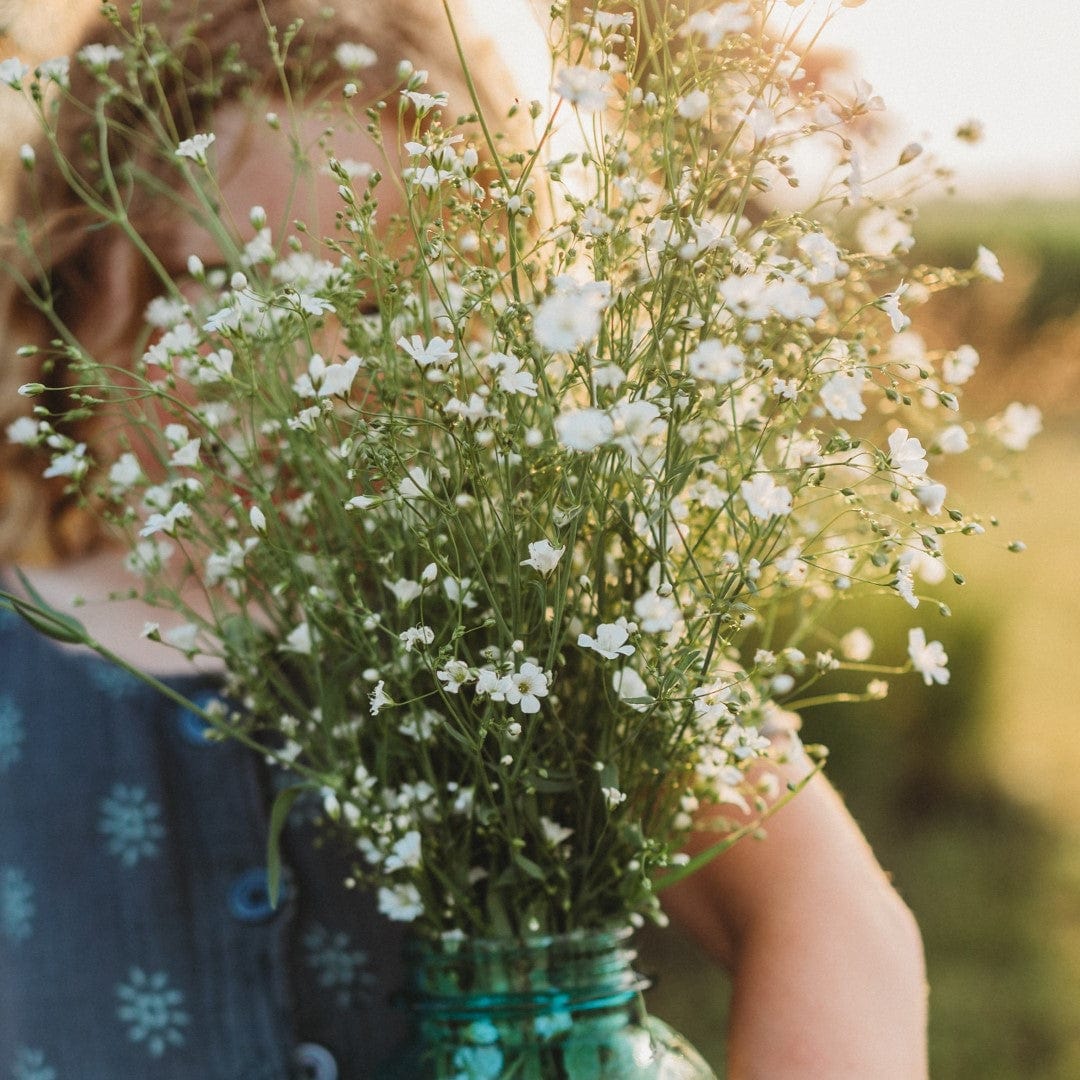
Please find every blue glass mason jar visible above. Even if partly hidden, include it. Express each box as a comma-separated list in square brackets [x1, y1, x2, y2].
[382, 926, 717, 1078]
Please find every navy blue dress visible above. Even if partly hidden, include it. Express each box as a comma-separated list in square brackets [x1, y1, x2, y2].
[0, 606, 406, 1080]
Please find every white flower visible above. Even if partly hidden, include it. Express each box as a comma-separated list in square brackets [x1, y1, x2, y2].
[442, 577, 477, 610]
[377, 882, 423, 922]
[474, 667, 503, 699]
[521, 539, 565, 576]
[397, 466, 431, 500]
[401, 88, 448, 113]
[19, 144, 34, 169]
[293, 353, 362, 398]
[334, 42, 377, 70]
[397, 334, 457, 369]
[205, 538, 257, 586]
[601, 786, 627, 809]
[249, 506, 268, 533]
[632, 590, 680, 634]
[384, 831, 422, 872]
[143, 322, 200, 371]
[609, 399, 664, 462]
[719, 272, 824, 322]
[445, 393, 497, 423]
[163, 623, 200, 654]
[680, 4, 751, 47]
[914, 482, 947, 516]
[191, 348, 234, 384]
[0, 57, 30, 86]
[387, 578, 422, 605]
[502, 663, 550, 714]
[688, 339, 743, 384]
[887, 428, 928, 477]
[889, 331, 926, 369]
[37, 56, 70, 87]
[539, 817, 573, 846]
[170, 438, 201, 468]
[533, 289, 603, 353]
[740, 474, 793, 520]
[5, 416, 39, 445]
[578, 621, 636, 660]
[819, 370, 867, 421]
[437, 660, 471, 694]
[900, 548, 947, 586]
[993, 402, 1042, 451]
[287, 406, 321, 433]
[797, 232, 847, 284]
[492, 356, 537, 397]
[677, 89, 710, 121]
[281, 622, 313, 655]
[840, 628, 874, 662]
[369, 680, 392, 716]
[895, 565, 918, 609]
[77, 43, 124, 70]
[973, 245, 1004, 282]
[935, 424, 969, 454]
[613, 667, 650, 712]
[908, 627, 950, 686]
[942, 345, 979, 385]
[399, 625, 435, 652]
[555, 409, 613, 452]
[294, 291, 335, 317]
[139, 501, 191, 537]
[43, 442, 88, 480]
[554, 65, 611, 112]
[404, 164, 457, 193]
[857, 208, 913, 258]
[175, 132, 216, 165]
[879, 284, 911, 333]
[126, 539, 174, 577]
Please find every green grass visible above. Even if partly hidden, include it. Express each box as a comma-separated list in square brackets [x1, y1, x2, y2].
[916, 197, 1080, 328]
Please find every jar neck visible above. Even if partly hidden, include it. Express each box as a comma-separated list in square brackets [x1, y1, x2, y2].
[404, 926, 650, 1023]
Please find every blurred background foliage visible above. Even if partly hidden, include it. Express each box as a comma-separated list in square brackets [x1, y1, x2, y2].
[644, 197, 1080, 1078]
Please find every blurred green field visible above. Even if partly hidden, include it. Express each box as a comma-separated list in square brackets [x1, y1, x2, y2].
[641, 196, 1080, 1078]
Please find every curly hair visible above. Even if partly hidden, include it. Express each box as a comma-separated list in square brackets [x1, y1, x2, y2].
[0, 0, 523, 563]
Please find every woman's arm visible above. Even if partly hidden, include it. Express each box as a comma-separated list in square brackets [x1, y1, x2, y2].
[662, 758, 929, 1079]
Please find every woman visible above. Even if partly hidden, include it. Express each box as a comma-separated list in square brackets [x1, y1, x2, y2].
[0, 2, 928, 1076]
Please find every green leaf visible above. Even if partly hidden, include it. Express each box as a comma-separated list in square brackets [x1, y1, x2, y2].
[527, 771, 575, 794]
[511, 850, 548, 882]
[265, 783, 311, 908]
[0, 571, 92, 646]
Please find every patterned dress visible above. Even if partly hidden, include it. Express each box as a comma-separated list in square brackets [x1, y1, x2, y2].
[0, 606, 407, 1080]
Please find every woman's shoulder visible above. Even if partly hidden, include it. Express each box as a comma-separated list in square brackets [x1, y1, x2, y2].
[8, 550, 224, 675]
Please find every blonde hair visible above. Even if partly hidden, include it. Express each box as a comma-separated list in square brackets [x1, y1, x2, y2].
[0, 0, 524, 564]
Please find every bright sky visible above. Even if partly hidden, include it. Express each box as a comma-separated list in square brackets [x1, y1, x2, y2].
[795, 0, 1080, 198]
[474, 0, 1080, 201]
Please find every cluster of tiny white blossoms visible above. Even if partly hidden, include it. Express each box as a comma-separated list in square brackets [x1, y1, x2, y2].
[2, 0, 1038, 935]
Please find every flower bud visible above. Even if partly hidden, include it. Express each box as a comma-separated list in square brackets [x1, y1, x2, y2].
[898, 142, 923, 166]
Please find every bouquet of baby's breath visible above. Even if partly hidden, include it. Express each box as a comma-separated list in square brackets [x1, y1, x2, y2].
[3, 0, 1039, 937]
